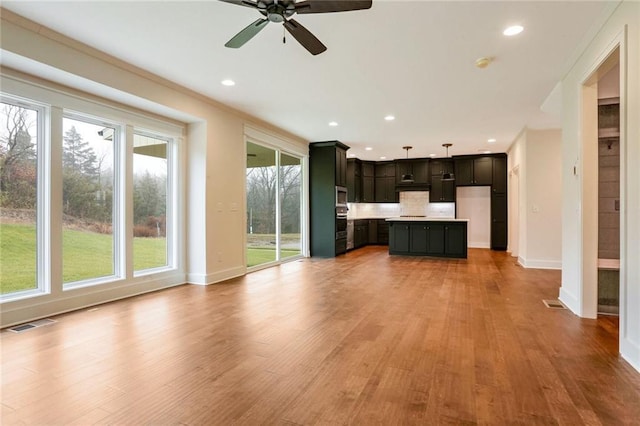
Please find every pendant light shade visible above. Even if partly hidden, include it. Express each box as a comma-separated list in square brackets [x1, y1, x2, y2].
[441, 143, 455, 181]
[400, 146, 414, 183]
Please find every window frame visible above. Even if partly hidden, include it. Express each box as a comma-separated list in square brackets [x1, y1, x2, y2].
[0, 74, 185, 304]
[132, 128, 176, 276]
[60, 111, 123, 290]
[0, 94, 49, 302]
[245, 138, 305, 272]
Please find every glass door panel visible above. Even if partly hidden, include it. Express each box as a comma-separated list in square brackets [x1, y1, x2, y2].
[246, 142, 277, 267]
[280, 153, 301, 260]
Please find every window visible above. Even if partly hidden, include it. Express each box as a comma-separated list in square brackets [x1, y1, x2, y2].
[0, 98, 43, 297]
[62, 116, 117, 287]
[133, 132, 171, 273]
[246, 141, 302, 268]
[1, 76, 182, 303]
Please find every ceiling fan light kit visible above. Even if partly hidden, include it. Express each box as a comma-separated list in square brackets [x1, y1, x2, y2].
[220, 0, 373, 55]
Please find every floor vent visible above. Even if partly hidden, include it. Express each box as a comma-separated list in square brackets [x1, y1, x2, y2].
[543, 299, 566, 309]
[8, 318, 56, 333]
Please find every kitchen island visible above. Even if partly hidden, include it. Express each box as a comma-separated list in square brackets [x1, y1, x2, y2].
[386, 217, 468, 258]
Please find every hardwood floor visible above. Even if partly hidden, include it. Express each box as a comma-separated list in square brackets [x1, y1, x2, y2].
[2, 247, 639, 425]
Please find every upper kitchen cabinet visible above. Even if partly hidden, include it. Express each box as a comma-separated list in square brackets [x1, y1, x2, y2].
[361, 161, 375, 202]
[346, 158, 361, 202]
[492, 155, 507, 194]
[454, 156, 493, 186]
[335, 145, 348, 187]
[429, 159, 455, 202]
[395, 159, 430, 189]
[375, 162, 398, 202]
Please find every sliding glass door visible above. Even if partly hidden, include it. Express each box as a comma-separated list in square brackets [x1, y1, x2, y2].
[246, 141, 302, 268]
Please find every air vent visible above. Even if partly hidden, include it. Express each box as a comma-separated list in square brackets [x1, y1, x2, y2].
[543, 300, 566, 309]
[8, 318, 56, 333]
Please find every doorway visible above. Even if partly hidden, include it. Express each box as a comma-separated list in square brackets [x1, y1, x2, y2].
[580, 46, 622, 324]
[246, 141, 303, 269]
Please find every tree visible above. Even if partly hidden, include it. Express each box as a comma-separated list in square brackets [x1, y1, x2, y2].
[0, 104, 37, 209]
[133, 171, 164, 225]
[62, 126, 100, 219]
[63, 126, 99, 176]
[246, 163, 301, 234]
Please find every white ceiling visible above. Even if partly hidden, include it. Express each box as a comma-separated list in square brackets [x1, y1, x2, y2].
[1, 0, 617, 160]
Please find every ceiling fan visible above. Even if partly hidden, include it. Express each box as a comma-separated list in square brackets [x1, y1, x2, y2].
[219, 0, 372, 55]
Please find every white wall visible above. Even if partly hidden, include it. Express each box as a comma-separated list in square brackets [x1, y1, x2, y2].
[0, 9, 308, 326]
[507, 128, 562, 269]
[456, 187, 491, 248]
[559, 0, 640, 371]
[525, 129, 563, 269]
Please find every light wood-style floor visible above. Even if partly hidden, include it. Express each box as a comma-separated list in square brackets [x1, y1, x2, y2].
[2, 247, 640, 425]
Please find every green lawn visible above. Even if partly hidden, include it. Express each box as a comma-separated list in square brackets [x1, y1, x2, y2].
[0, 223, 166, 294]
[246, 248, 300, 267]
[0, 223, 301, 294]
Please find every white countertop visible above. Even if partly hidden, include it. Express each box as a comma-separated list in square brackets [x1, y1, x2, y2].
[385, 217, 469, 222]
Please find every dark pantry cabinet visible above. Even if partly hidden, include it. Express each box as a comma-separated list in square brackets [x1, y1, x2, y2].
[310, 141, 350, 257]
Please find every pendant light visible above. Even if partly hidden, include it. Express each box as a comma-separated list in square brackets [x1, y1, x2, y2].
[400, 146, 414, 183]
[441, 143, 455, 181]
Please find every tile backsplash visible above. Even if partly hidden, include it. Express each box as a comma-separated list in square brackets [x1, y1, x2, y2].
[347, 191, 455, 219]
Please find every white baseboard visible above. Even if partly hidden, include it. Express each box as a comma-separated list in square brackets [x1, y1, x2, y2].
[559, 287, 580, 316]
[621, 338, 640, 374]
[468, 242, 491, 249]
[517, 257, 562, 270]
[188, 266, 245, 285]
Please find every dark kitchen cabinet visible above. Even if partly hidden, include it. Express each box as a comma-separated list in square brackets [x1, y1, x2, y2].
[455, 156, 493, 186]
[429, 159, 454, 176]
[388, 220, 467, 258]
[491, 193, 507, 250]
[377, 220, 389, 244]
[368, 219, 378, 244]
[346, 158, 361, 202]
[410, 224, 428, 253]
[375, 162, 398, 203]
[492, 155, 507, 194]
[391, 223, 410, 252]
[426, 223, 445, 255]
[335, 146, 347, 188]
[309, 141, 350, 257]
[354, 220, 368, 248]
[361, 161, 375, 202]
[430, 176, 455, 202]
[490, 154, 508, 250]
[395, 159, 429, 184]
[429, 159, 455, 202]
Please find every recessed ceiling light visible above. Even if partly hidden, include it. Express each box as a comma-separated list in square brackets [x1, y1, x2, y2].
[365, 147, 373, 151]
[221, 79, 235, 86]
[384, 115, 395, 121]
[328, 121, 338, 127]
[380, 156, 387, 160]
[429, 153, 436, 157]
[479, 150, 492, 154]
[347, 153, 356, 158]
[503, 25, 524, 36]
[488, 138, 497, 143]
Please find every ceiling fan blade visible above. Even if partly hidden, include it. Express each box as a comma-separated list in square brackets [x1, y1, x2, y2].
[225, 18, 269, 48]
[295, 0, 372, 14]
[218, 0, 261, 10]
[283, 19, 327, 55]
